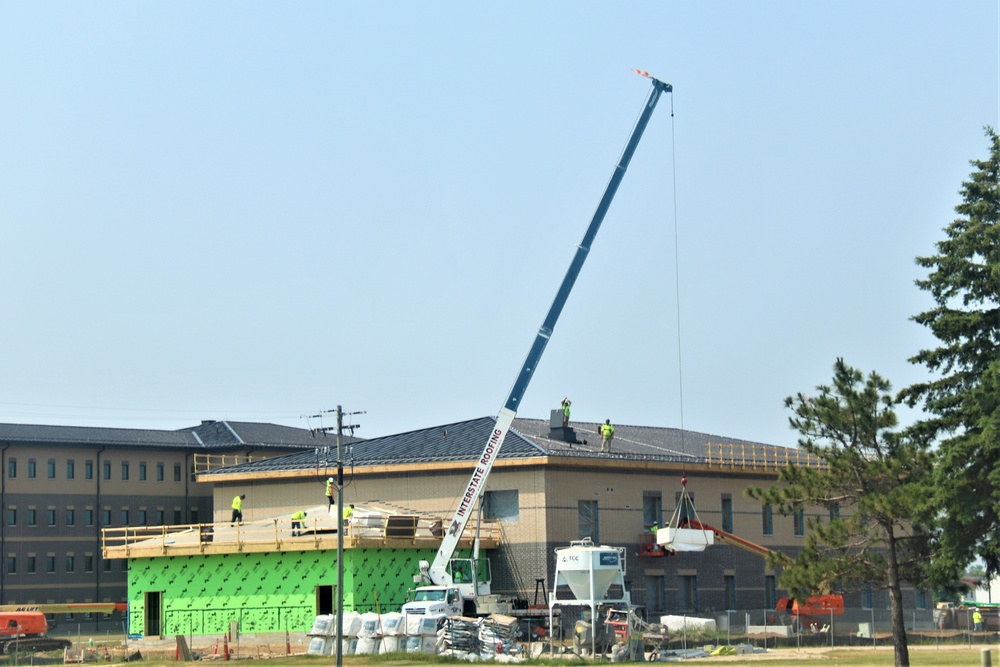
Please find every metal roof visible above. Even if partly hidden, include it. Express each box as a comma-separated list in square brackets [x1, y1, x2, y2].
[0, 420, 324, 451]
[199, 415, 780, 476]
[199, 416, 546, 476]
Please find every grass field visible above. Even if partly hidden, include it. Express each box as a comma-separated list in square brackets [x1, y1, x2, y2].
[61, 645, 992, 667]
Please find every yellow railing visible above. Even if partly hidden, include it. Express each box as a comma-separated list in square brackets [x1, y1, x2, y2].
[705, 442, 827, 471]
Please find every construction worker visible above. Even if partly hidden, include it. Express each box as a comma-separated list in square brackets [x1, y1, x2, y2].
[974, 608, 984, 632]
[561, 397, 572, 427]
[325, 478, 335, 507]
[343, 503, 355, 521]
[230, 494, 245, 525]
[600, 419, 615, 453]
[291, 510, 307, 537]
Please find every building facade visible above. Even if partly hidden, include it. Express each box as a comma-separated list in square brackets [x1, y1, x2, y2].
[0, 420, 325, 623]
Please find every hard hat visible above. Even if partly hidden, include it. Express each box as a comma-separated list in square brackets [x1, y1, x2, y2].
[327, 477, 333, 483]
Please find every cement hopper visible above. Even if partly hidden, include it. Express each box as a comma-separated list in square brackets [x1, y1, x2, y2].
[551, 538, 629, 605]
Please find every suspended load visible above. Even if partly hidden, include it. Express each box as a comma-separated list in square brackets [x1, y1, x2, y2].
[658, 475, 715, 552]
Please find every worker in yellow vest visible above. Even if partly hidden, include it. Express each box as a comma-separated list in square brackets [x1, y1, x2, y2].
[291, 510, 307, 537]
[600, 420, 615, 453]
[325, 478, 335, 508]
[230, 494, 245, 525]
[561, 397, 572, 427]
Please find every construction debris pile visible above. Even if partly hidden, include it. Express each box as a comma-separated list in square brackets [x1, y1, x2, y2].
[306, 611, 523, 660]
[440, 614, 522, 661]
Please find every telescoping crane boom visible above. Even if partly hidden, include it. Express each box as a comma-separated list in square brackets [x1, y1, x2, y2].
[424, 73, 672, 592]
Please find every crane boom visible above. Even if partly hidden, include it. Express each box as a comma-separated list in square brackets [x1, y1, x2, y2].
[428, 75, 672, 585]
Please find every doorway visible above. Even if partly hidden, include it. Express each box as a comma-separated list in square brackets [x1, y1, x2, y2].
[144, 591, 162, 638]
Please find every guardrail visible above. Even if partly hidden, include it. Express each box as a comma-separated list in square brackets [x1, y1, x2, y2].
[101, 514, 502, 558]
[705, 443, 827, 471]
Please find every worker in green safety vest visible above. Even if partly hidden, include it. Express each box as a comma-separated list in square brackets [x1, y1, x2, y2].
[325, 478, 335, 508]
[561, 397, 572, 427]
[291, 510, 307, 537]
[230, 494, 245, 525]
[600, 420, 615, 453]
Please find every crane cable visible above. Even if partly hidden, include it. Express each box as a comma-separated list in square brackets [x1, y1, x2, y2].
[668, 92, 687, 472]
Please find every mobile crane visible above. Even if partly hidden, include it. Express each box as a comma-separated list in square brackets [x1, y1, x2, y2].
[406, 72, 672, 617]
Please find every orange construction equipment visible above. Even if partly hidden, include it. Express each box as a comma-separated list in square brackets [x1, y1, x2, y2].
[676, 517, 844, 622]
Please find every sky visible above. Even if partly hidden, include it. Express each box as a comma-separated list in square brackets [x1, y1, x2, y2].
[1, 3, 997, 448]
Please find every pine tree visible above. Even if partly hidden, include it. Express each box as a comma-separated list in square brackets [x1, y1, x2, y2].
[900, 127, 1000, 577]
[749, 359, 935, 667]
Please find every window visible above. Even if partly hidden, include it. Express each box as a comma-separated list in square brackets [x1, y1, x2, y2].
[139, 463, 147, 481]
[156, 463, 164, 482]
[793, 507, 805, 536]
[646, 575, 665, 612]
[66, 460, 75, 479]
[119, 560, 127, 572]
[643, 492, 662, 531]
[156, 509, 165, 525]
[27, 459, 36, 479]
[724, 575, 737, 610]
[46, 509, 55, 526]
[917, 589, 927, 610]
[85, 460, 93, 480]
[103, 559, 112, 573]
[103, 461, 111, 480]
[138, 509, 147, 525]
[6, 556, 14, 574]
[173, 509, 182, 524]
[829, 503, 840, 522]
[679, 575, 698, 612]
[721, 495, 733, 533]
[102, 509, 111, 526]
[862, 583, 873, 609]
[27, 509, 36, 527]
[84, 509, 94, 526]
[173, 464, 181, 482]
[65, 556, 74, 573]
[66, 509, 75, 526]
[764, 575, 777, 609]
[762, 504, 773, 536]
[190, 508, 199, 524]
[47, 459, 55, 479]
[120, 509, 129, 525]
[7, 508, 14, 527]
[7, 458, 14, 479]
[485, 490, 520, 523]
[27, 556, 35, 574]
[578, 500, 598, 541]
[46, 555, 55, 574]
[121, 462, 129, 481]
[84, 555, 94, 573]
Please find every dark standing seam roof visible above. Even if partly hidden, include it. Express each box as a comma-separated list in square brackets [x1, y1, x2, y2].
[198, 415, 782, 477]
[0, 421, 324, 451]
[199, 416, 546, 476]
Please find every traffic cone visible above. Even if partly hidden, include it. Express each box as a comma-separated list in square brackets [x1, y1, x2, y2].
[214, 638, 218, 656]
[285, 629, 291, 655]
[223, 634, 229, 661]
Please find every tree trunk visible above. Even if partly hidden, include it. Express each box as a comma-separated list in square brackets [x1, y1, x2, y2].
[885, 527, 910, 667]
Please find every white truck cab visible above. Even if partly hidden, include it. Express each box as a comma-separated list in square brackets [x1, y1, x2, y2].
[401, 585, 463, 617]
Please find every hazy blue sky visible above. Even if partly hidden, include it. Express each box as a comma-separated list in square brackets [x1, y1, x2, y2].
[1, 3, 997, 447]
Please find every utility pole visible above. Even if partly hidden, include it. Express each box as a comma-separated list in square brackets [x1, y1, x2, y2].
[332, 405, 362, 667]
